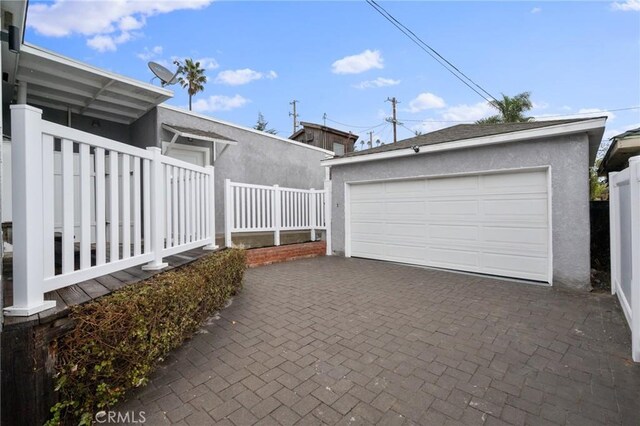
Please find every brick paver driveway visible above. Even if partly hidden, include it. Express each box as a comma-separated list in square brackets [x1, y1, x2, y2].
[119, 257, 640, 425]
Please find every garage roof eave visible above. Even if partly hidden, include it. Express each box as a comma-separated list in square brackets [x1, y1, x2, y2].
[321, 117, 607, 167]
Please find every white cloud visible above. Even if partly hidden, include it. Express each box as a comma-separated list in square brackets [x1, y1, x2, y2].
[214, 69, 277, 86]
[532, 101, 549, 110]
[331, 49, 384, 74]
[137, 45, 163, 61]
[354, 77, 400, 89]
[28, 0, 213, 51]
[441, 102, 496, 122]
[612, 0, 640, 11]
[531, 7, 542, 13]
[87, 35, 118, 52]
[407, 93, 446, 113]
[191, 94, 250, 112]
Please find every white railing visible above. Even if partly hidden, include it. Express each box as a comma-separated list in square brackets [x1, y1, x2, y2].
[610, 155, 640, 362]
[5, 105, 217, 316]
[224, 179, 329, 248]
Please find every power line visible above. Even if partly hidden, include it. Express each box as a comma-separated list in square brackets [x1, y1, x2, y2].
[324, 116, 383, 129]
[531, 106, 640, 119]
[366, 0, 499, 105]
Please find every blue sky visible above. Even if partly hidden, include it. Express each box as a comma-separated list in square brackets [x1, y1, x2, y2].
[26, 0, 640, 152]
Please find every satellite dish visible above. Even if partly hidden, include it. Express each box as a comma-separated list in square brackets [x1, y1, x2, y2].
[148, 61, 179, 86]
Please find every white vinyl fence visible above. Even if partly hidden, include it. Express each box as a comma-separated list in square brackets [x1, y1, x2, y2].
[5, 105, 217, 316]
[224, 179, 329, 249]
[610, 155, 640, 362]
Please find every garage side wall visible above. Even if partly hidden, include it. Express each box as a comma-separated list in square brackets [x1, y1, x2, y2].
[156, 107, 329, 235]
[329, 134, 590, 290]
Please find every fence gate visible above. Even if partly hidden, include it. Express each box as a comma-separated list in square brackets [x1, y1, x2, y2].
[609, 155, 640, 362]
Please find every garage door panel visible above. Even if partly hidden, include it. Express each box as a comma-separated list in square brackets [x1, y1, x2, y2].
[480, 227, 548, 246]
[482, 199, 547, 216]
[428, 175, 479, 194]
[429, 224, 478, 242]
[429, 247, 479, 268]
[349, 169, 550, 282]
[384, 222, 427, 239]
[385, 201, 426, 216]
[481, 252, 548, 276]
[481, 170, 547, 192]
[429, 200, 479, 215]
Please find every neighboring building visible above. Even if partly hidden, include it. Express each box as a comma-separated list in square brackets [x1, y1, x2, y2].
[321, 118, 607, 290]
[290, 121, 358, 155]
[598, 127, 640, 175]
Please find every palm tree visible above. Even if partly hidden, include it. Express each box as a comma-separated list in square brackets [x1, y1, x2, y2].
[477, 92, 533, 124]
[173, 58, 207, 111]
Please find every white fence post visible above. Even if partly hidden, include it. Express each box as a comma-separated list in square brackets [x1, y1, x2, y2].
[324, 179, 332, 256]
[274, 184, 281, 246]
[609, 171, 619, 296]
[142, 147, 168, 271]
[203, 165, 218, 250]
[224, 178, 232, 248]
[4, 105, 55, 316]
[310, 188, 316, 241]
[629, 156, 640, 362]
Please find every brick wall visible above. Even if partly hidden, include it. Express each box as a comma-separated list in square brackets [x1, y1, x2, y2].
[245, 241, 326, 267]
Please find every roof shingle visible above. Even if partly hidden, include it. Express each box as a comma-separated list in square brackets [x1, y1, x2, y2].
[344, 118, 606, 158]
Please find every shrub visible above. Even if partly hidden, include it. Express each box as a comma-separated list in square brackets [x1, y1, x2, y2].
[47, 248, 246, 425]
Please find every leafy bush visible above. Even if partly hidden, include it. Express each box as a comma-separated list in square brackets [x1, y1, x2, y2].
[47, 248, 246, 425]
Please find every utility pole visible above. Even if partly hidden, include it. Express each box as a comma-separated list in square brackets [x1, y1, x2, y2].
[367, 131, 374, 148]
[289, 100, 299, 134]
[385, 97, 401, 144]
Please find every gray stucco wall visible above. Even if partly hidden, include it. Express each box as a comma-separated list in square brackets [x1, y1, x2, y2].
[328, 134, 591, 290]
[155, 106, 329, 236]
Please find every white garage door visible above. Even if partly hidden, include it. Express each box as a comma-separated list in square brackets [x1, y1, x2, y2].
[348, 169, 550, 282]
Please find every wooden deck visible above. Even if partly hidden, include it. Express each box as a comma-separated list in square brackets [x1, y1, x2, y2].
[2, 247, 218, 329]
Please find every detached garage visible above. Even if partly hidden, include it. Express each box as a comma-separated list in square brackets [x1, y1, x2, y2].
[322, 118, 606, 289]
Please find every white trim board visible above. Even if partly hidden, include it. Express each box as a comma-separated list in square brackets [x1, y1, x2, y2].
[323, 118, 606, 167]
[159, 104, 335, 156]
[343, 165, 554, 284]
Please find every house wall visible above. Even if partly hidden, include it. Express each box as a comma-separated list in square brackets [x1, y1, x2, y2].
[328, 134, 591, 290]
[292, 127, 356, 153]
[155, 106, 330, 237]
[39, 106, 132, 144]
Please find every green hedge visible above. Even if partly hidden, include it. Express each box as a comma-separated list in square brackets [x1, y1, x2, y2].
[47, 248, 246, 425]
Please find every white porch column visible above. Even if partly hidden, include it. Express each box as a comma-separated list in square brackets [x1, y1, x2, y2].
[324, 166, 332, 256]
[142, 147, 168, 271]
[4, 105, 55, 316]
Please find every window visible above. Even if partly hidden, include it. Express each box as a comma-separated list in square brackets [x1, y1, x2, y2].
[333, 142, 345, 156]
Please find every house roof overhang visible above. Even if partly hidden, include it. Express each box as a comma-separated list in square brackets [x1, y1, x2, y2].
[162, 123, 237, 145]
[598, 132, 640, 175]
[321, 118, 606, 168]
[15, 43, 173, 125]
